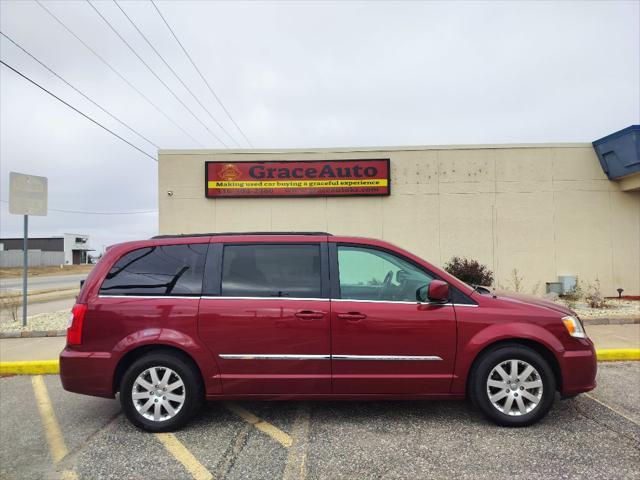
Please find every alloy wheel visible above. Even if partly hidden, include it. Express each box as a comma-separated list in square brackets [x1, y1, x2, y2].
[486, 359, 543, 416]
[132, 366, 186, 422]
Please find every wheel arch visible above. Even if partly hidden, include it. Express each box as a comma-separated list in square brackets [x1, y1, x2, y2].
[465, 338, 563, 396]
[113, 344, 204, 395]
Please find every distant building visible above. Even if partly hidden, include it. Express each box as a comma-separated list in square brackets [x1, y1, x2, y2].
[0, 233, 93, 267]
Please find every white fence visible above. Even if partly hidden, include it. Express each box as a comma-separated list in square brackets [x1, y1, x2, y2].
[0, 249, 65, 268]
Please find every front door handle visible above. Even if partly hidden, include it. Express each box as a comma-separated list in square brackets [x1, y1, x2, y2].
[295, 310, 325, 320]
[337, 312, 367, 321]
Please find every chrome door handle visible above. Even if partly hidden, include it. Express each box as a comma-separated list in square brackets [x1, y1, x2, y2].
[295, 310, 325, 320]
[337, 312, 367, 321]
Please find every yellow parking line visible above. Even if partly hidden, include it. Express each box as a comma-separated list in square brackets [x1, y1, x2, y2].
[224, 402, 293, 448]
[155, 433, 213, 480]
[31, 375, 78, 479]
[283, 404, 311, 480]
[32, 375, 69, 462]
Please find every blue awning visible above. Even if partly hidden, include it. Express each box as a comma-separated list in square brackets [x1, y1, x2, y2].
[592, 125, 640, 181]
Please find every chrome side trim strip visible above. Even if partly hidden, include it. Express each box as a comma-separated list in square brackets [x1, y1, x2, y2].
[331, 298, 426, 305]
[99, 294, 476, 306]
[219, 354, 442, 361]
[219, 354, 331, 360]
[98, 295, 199, 299]
[332, 355, 443, 361]
[201, 296, 327, 301]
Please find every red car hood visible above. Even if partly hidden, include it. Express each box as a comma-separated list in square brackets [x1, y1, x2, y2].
[491, 291, 575, 316]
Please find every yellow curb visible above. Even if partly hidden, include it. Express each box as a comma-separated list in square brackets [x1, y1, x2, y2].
[1, 349, 639, 376]
[0, 360, 60, 375]
[596, 349, 640, 362]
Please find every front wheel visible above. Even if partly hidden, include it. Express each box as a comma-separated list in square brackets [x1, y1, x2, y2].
[120, 352, 203, 432]
[469, 345, 556, 427]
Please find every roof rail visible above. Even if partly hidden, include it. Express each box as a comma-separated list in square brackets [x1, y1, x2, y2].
[151, 231, 332, 239]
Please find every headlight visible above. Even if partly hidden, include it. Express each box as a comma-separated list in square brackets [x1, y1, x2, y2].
[562, 315, 587, 338]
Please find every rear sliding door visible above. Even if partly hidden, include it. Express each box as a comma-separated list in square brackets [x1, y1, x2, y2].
[198, 242, 331, 395]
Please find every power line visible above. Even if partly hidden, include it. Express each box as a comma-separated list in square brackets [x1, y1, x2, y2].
[1, 200, 157, 215]
[35, 0, 204, 148]
[0, 30, 160, 150]
[86, 0, 228, 147]
[150, 0, 254, 147]
[0, 60, 157, 162]
[114, 0, 241, 147]
[50, 208, 157, 215]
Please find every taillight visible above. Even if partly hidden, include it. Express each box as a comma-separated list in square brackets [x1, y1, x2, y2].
[67, 303, 88, 346]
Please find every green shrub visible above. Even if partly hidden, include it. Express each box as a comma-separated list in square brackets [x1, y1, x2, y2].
[444, 256, 494, 286]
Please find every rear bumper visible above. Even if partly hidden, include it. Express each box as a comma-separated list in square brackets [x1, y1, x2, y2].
[559, 341, 597, 396]
[59, 348, 115, 398]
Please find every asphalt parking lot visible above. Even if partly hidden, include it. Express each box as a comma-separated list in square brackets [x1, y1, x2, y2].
[0, 363, 638, 480]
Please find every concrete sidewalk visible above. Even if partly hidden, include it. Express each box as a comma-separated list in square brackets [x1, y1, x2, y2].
[0, 324, 638, 363]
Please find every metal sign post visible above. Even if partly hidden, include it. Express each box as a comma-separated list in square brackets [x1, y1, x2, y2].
[9, 172, 48, 326]
[23, 215, 28, 326]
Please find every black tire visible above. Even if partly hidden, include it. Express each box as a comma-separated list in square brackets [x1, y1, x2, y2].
[469, 345, 556, 427]
[119, 351, 203, 432]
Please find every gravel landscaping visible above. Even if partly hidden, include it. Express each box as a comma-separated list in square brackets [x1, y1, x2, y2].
[0, 310, 68, 335]
[556, 299, 640, 319]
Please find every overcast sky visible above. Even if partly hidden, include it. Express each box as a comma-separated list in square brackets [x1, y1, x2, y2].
[1, 0, 638, 252]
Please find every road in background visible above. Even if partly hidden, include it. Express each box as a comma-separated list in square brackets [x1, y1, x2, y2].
[0, 273, 87, 293]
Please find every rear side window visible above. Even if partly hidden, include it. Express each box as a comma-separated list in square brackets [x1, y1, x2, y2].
[100, 244, 208, 296]
[221, 244, 321, 298]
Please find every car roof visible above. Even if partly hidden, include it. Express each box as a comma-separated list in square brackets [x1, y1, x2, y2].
[151, 232, 332, 239]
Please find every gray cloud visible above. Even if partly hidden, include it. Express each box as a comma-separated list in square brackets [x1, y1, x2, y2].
[1, 0, 638, 250]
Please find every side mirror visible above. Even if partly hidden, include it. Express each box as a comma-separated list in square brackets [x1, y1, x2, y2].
[427, 280, 450, 303]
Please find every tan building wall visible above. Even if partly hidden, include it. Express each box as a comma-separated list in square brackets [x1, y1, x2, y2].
[158, 144, 640, 296]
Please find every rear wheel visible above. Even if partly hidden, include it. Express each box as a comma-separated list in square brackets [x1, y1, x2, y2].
[120, 352, 203, 432]
[470, 345, 555, 427]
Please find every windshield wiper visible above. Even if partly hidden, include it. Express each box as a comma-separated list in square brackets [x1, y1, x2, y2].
[471, 284, 492, 295]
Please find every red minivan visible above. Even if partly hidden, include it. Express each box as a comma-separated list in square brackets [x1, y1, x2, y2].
[60, 232, 596, 431]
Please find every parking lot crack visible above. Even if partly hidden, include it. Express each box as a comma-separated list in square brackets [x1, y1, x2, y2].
[283, 403, 311, 480]
[572, 399, 640, 450]
[55, 410, 123, 470]
[216, 423, 251, 479]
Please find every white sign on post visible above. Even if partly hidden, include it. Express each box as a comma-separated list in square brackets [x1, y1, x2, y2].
[9, 172, 48, 326]
[9, 172, 48, 216]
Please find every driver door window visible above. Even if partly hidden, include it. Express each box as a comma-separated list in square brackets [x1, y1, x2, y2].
[337, 246, 432, 302]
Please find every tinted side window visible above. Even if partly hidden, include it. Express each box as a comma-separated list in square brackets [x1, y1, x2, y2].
[221, 244, 321, 298]
[100, 244, 208, 296]
[338, 246, 433, 302]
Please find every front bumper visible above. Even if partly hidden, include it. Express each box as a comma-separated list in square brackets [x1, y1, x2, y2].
[59, 348, 115, 398]
[560, 340, 597, 396]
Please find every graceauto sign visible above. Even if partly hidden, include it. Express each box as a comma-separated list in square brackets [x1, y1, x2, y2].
[205, 159, 390, 198]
